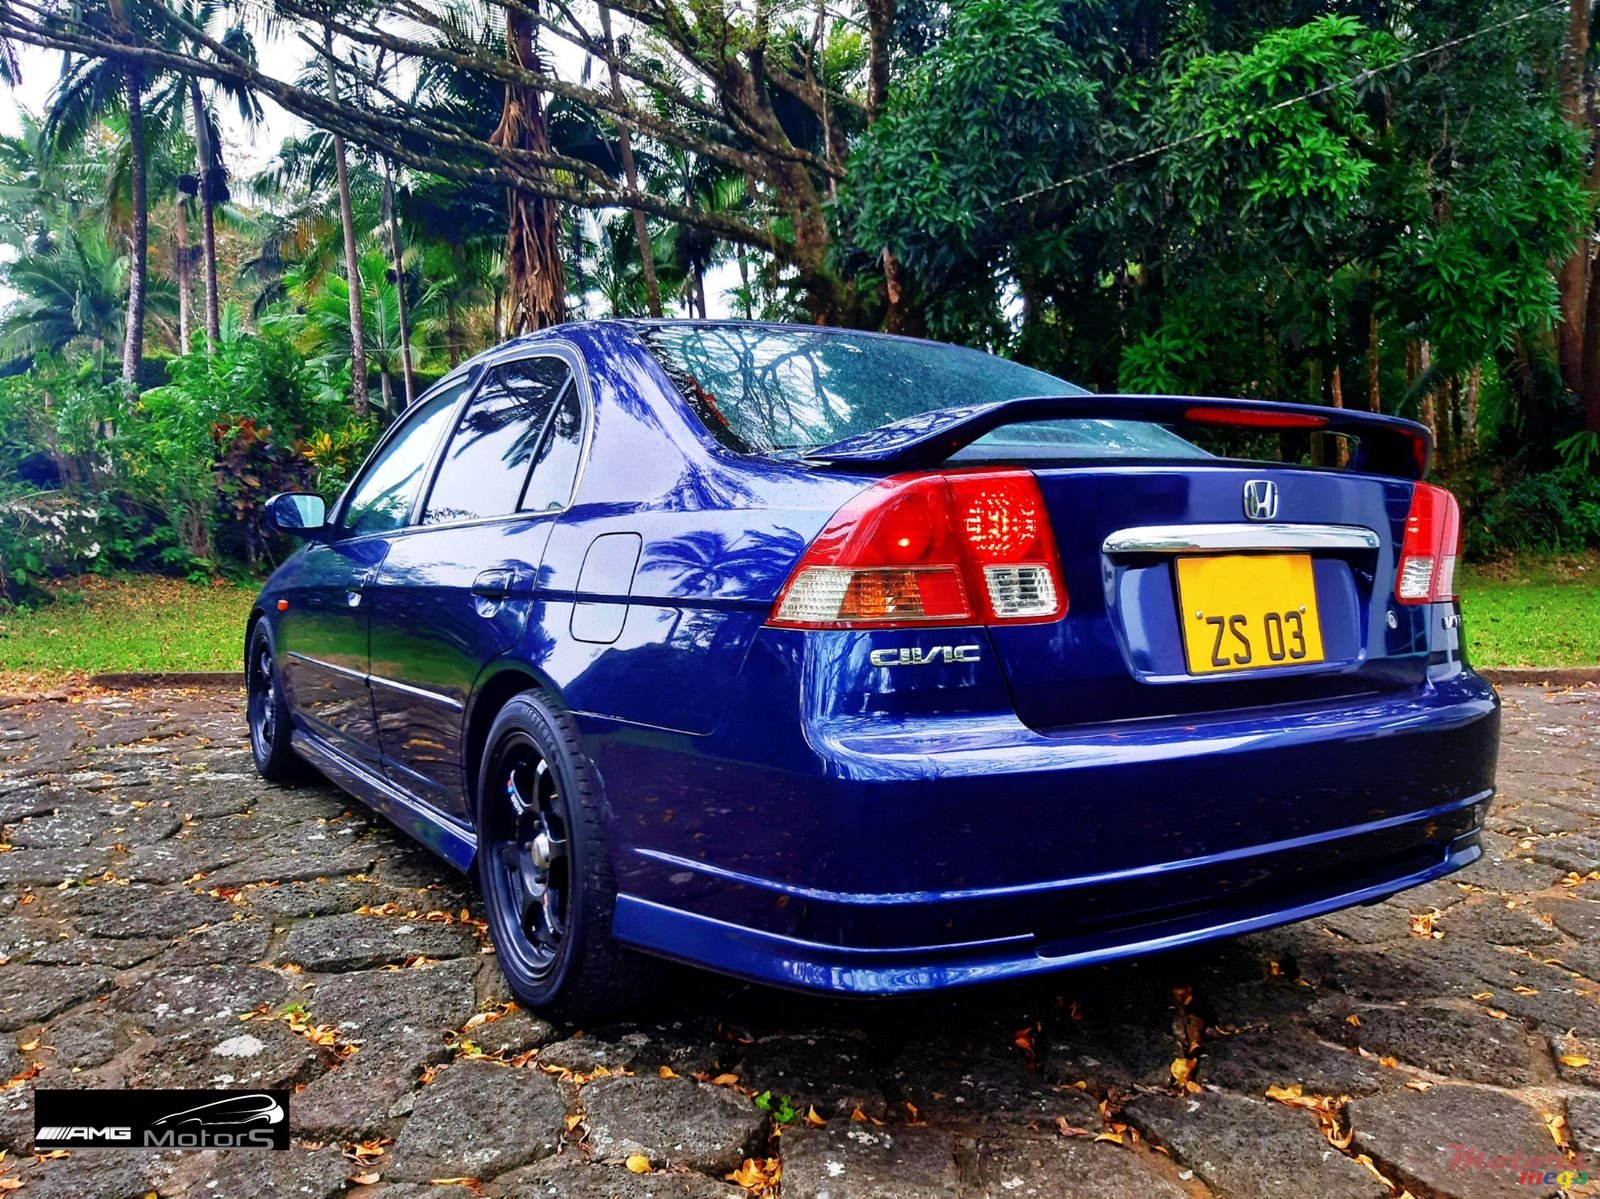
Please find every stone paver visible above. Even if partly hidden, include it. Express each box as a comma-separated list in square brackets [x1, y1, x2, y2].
[0, 680, 1590, 1197]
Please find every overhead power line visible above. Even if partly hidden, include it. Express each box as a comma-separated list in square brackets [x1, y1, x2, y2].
[990, 0, 1568, 214]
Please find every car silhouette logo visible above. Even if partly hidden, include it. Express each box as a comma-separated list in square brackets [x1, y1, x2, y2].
[1243, 479, 1278, 521]
[148, 1093, 285, 1130]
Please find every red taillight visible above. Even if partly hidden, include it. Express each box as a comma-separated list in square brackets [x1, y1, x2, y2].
[1182, 405, 1329, 429]
[770, 471, 1067, 628]
[1395, 482, 1461, 604]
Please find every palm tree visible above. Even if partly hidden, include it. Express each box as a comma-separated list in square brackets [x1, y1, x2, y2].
[183, 16, 262, 349]
[43, 0, 159, 388]
[324, 27, 369, 415]
[288, 248, 435, 420]
[597, 2, 660, 316]
[0, 224, 172, 369]
[0, 110, 105, 254]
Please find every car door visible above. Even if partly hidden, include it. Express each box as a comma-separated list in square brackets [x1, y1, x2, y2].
[275, 380, 467, 765]
[367, 351, 588, 821]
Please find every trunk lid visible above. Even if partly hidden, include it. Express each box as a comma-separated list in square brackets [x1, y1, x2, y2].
[993, 463, 1422, 729]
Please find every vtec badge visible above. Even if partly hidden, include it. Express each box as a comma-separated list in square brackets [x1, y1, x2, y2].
[869, 645, 981, 667]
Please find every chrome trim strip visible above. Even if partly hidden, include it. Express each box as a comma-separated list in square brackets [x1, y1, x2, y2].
[366, 672, 465, 711]
[284, 652, 465, 711]
[1102, 523, 1381, 555]
[285, 651, 367, 681]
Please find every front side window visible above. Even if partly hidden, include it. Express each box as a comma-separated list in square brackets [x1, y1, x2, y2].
[423, 356, 576, 525]
[340, 383, 465, 536]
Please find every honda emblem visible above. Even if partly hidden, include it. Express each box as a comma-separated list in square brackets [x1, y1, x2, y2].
[1243, 479, 1278, 521]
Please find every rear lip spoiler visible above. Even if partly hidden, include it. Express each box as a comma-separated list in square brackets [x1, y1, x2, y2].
[802, 394, 1433, 480]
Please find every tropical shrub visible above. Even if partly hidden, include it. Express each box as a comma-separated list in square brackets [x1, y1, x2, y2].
[1466, 465, 1600, 559]
[0, 488, 104, 604]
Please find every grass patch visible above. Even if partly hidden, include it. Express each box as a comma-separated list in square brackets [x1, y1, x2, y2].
[1458, 552, 1600, 668]
[0, 575, 256, 682]
[0, 557, 1593, 688]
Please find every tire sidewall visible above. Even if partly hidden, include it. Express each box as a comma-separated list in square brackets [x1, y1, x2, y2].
[247, 621, 287, 774]
[474, 694, 595, 1007]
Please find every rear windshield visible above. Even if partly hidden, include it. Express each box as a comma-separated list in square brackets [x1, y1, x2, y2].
[639, 323, 1203, 460]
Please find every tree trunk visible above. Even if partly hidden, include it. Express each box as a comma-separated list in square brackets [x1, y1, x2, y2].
[326, 26, 369, 415]
[379, 369, 394, 422]
[381, 157, 416, 406]
[694, 267, 708, 319]
[1330, 363, 1349, 467]
[175, 195, 192, 355]
[1366, 309, 1380, 412]
[494, 6, 565, 333]
[1585, 239, 1600, 436]
[120, 60, 147, 389]
[1417, 341, 1437, 451]
[865, 0, 894, 123]
[1463, 363, 1482, 459]
[1556, 0, 1592, 395]
[447, 293, 461, 368]
[598, 2, 660, 318]
[188, 79, 221, 348]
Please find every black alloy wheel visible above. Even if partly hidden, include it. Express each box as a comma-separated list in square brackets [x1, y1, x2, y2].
[246, 623, 309, 782]
[474, 690, 656, 1018]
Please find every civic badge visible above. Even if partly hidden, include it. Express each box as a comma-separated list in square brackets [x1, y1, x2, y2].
[1242, 479, 1278, 521]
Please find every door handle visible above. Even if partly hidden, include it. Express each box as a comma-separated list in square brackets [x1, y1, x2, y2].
[346, 568, 376, 608]
[473, 563, 518, 595]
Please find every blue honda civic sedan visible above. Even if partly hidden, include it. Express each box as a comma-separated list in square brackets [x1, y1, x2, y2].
[247, 320, 1498, 1017]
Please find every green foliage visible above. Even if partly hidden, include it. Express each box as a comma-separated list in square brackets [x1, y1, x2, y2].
[1466, 465, 1600, 558]
[752, 1092, 799, 1124]
[133, 305, 371, 565]
[0, 489, 106, 604]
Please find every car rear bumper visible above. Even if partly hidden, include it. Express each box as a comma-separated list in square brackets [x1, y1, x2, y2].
[602, 671, 1499, 995]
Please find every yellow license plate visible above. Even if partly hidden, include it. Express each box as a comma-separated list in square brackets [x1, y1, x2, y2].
[1175, 554, 1325, 675]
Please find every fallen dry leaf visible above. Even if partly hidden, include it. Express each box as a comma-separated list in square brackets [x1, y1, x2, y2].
[1170, 1057, 1201, 1094]
[1345, 1015, 1360, 1027]
[803, 1106, 826, 1128]
[725, 1157, 781, 1190]
[1560, 1054, 1592, 1068]
[1265, 1084, 1353, 1149]
[658, 1066, 679, 1079]
[1055, 1116, 1094, 1138]
[625, 1154, 653, 1174]
[348, 1172, 381, 1186]
[1544, 1112, 1569, 1150]
[1408, 912, 1441, 939]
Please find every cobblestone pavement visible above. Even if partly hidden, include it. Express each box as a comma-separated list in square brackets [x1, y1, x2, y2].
[0, 683, 1596, 1199]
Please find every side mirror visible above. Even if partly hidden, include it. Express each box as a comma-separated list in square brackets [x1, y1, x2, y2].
[265, 492, 328, 539]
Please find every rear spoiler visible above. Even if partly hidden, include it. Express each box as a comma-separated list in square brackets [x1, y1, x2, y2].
[803, 394, 1433, 480]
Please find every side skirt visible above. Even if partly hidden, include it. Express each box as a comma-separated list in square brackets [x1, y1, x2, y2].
[292, 728, 477, 872]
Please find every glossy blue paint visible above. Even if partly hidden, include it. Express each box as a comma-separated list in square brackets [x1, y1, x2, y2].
[253, 320, 1500, 997]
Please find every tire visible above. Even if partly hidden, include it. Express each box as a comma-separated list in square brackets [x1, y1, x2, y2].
[246, 622, 312, 784]
[474, 690, 657, 1021]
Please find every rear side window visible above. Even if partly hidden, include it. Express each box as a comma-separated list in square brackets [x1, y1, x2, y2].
[424, 357, 575, 525]
[520, 383, 584, 512]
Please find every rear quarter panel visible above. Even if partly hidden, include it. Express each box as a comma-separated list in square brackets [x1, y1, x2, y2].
[525, 325, 870, 734]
